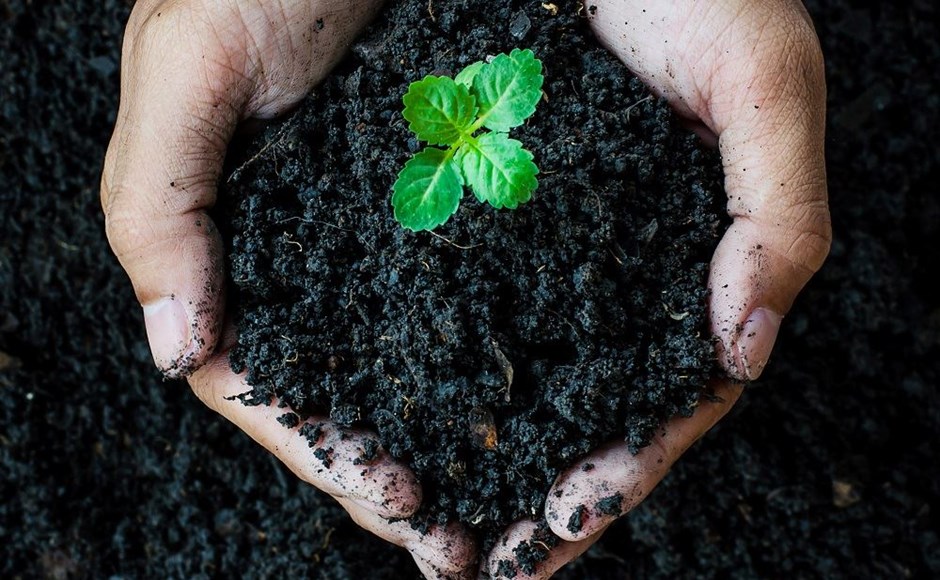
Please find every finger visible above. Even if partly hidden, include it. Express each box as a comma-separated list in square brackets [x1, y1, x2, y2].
[546, 381, 743, 541]
[101, 1, 383, 377]
[337, 498, 478, 580]
[484, 520, 601, 579]
[100, 2, 249, 376]
[588, 0, 831, 380]
[189, 354, 421, 518]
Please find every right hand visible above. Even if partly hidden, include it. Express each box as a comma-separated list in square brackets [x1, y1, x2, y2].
[100, 2, 476, 577]
[483, 1, 830, 576]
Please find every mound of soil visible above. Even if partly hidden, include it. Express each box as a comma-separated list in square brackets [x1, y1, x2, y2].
[223, 0, 725, 546]
[2, 0, 938, 578]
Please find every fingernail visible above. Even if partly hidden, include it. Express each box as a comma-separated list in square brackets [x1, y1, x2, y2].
[143, 296, 193, 377]
[735, 307, 782, 381]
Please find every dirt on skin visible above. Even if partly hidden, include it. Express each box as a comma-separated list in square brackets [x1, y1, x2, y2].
[222, 0, 725, 550]
[1, 0, 939, 578]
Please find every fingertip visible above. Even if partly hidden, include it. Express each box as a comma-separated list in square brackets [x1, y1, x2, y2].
[546, 495, 622, 542]
[106, 208, 226, 378]
[348, 460, 423, 519]
[143, 291, 221, 378]
[407, 522, 479, 576]
[545, 448, 632, 542]
[708, 226, 815, 381]
[734, 306, 783, 381]
[487, 520, 598, 579]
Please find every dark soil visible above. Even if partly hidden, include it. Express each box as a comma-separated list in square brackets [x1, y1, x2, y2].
[223, 0, 724, 547]
[2, 0, 938, 578]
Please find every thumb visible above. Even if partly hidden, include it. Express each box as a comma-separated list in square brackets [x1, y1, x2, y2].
[100, 5, 246, 377]
[101, 1, 379, 376]
[702, 7, 832, 381]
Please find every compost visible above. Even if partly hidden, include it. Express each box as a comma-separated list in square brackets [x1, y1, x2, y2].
[224, 0, 723, 547]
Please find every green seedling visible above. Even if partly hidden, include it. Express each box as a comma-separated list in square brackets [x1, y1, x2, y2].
[392, 49, 544, 231]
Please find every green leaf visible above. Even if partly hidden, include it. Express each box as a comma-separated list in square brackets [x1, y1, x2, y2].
[392, 148, 464, 231]
[454, 61, 484, 88]
[456, 132, 538, 210]
[402, 76, 477, 146]
[472, 48, 543, 132]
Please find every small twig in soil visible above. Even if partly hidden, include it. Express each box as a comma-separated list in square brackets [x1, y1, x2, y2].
[608, 248, 624, 266]
[427, 0, 435, 21]
[276, 217, 376, 253]
[489, 338, 514, 402]
[662, 303, 691, 321]
[227, 123, 291, 183]
[532, 540, 552, 552]
[283, 232, 304, 253]
[625, 95, 654, 120]
[546, 307, 582, 336]
[428, 231, 482, 250]
[469, 504, 486, 525]
[401, 395, 415, 420]
[311, 526, 336, 564]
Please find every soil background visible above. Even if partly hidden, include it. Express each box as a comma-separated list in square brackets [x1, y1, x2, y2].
[1, 0, 938, 578]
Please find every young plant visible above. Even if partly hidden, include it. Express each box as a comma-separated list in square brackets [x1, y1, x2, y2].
[392, 49, 544, 231]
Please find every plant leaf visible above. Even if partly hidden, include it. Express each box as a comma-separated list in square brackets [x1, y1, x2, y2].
[472, 48, 543, 132]
[456, 132, 538, 210]
[454, 61, 485, 88]
[402, 76, 477, 146]
[392, 148, 464, 231]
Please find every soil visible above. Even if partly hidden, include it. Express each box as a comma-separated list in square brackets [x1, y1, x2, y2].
[1, 0, 938, 579]
[222, 0, 724, 548]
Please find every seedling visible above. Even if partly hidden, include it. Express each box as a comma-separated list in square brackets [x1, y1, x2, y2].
[392, 49, 544, 231]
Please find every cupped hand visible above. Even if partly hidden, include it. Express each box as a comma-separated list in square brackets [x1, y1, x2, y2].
[99, 1, 476, 577]
[484, 1, 831, 576]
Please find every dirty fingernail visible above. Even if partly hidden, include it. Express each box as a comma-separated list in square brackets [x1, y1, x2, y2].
[143, 296, 192, 377]
[735, 307, 782, 380]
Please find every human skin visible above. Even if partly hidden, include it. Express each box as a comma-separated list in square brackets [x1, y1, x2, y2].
[100, 1, 830, 578]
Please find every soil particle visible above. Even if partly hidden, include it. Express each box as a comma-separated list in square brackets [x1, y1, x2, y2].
[277, 412, 301, 429]
[353, 437, 382, 466]
[314, 447, 334, 469]
[566, 505, 586, 535]
[594, 493, 624, 517]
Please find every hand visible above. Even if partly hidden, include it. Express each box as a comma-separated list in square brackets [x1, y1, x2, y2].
[99, 1, 476, 577]
[483, 1, 831, 576]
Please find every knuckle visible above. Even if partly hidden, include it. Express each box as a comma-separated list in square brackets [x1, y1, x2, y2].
[103, 198, 141, 254]
[128, 1, 196, 51]
[187, 371, 224, 415]
[765, 13, 825, 93]
[785, 198, 832, 273]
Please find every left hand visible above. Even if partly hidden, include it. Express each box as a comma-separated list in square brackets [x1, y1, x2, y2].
[482, 0, 831, 576]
